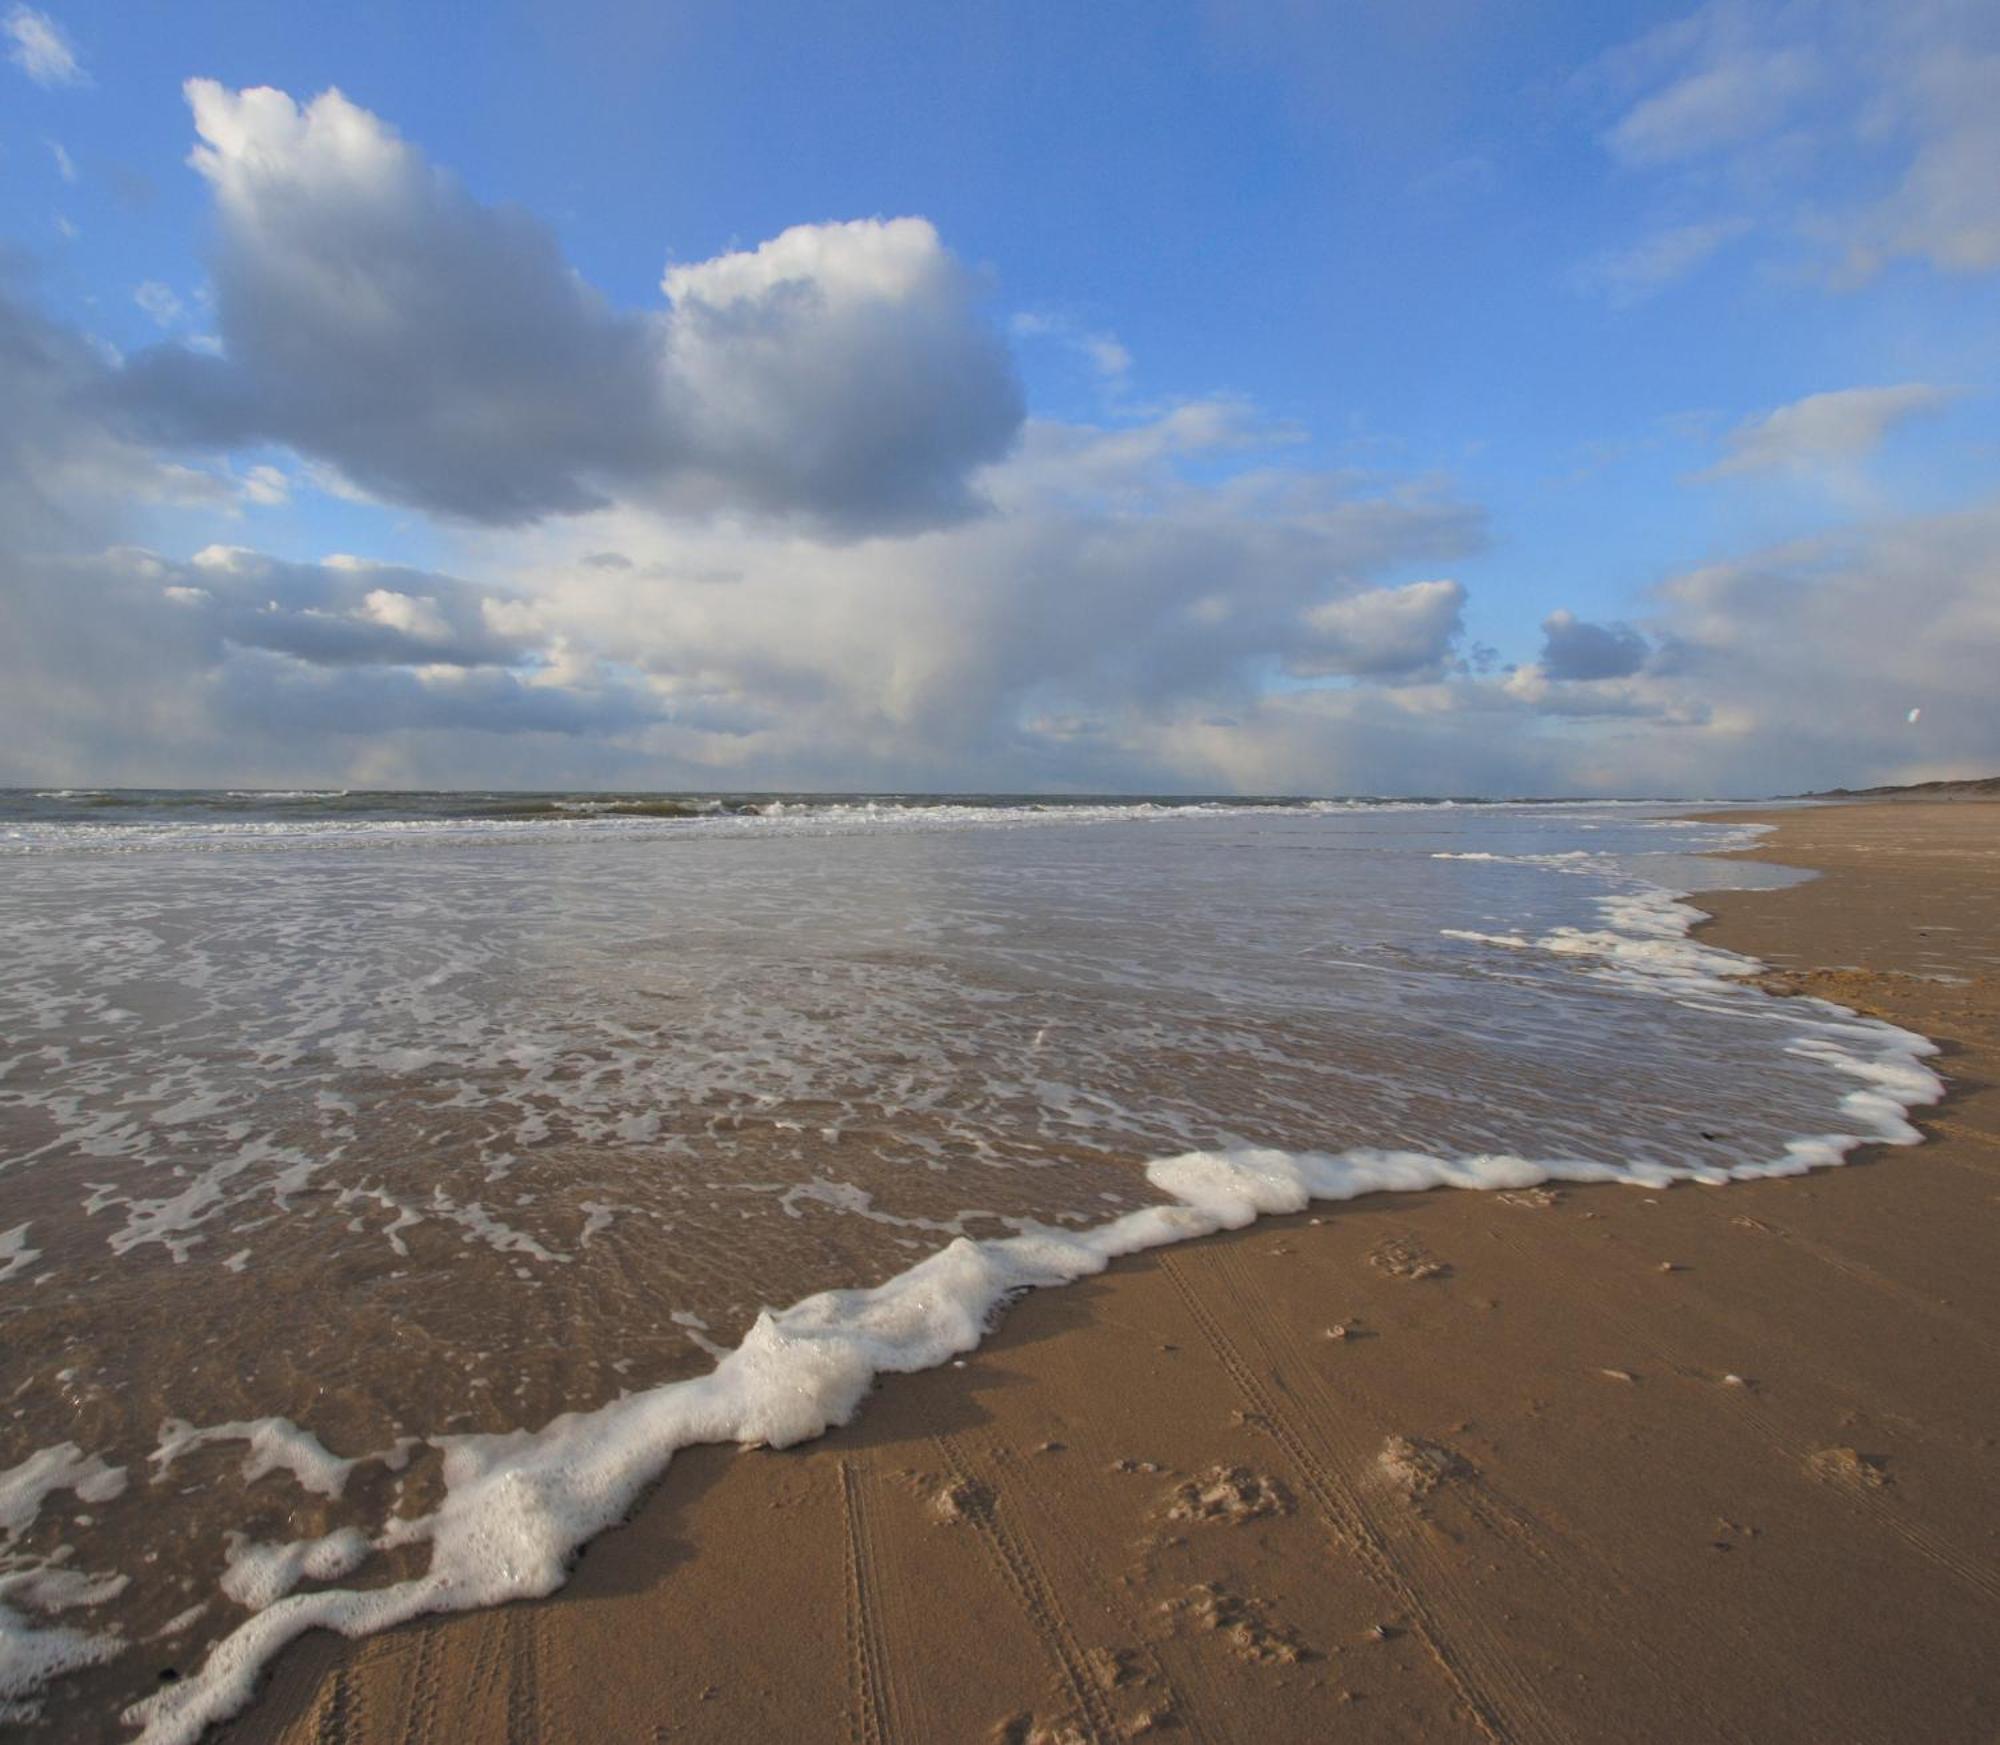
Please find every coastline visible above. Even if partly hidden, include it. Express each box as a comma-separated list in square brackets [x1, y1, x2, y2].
[211, 800, 2000, 1744]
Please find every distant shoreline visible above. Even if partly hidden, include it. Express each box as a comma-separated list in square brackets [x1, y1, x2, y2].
[1792, 774, 2000, 802]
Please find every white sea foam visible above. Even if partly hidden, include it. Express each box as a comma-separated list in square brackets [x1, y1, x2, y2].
[0, 1445, 128, 1537]
[0, 1598, 124, 1719]
[152, 1606, 207, 1642]
[0, 796, 1646, 859]
[149, 1420, 357, 1501]
[0, 1223, 39, 1283]
[0, 1447, 131, 1714]
[426, 1192, 568, 1264]
[121, 872, 1942, 1744]
[219, 1531, 370, 1613]
[1433, 849, 1596, 865]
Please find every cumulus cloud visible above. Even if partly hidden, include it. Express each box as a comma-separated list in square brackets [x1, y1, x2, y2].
[450, 404, 1485, 789]
[1699, 384, 1957, 479]
[657, 215, 1023, 527]
[7, 287, 1998, 797]
[1290, 580, 1466, 679]
[2, 76, 1992, 799]
[1635, 503, 2000, 787]
[1209, 501, 2000, 796]
[4, 4, 82, 87]
[1535, 609, 1651, 680]
[0, 541, 663, 784]
[0, 265, 667, 785]
[0, 272, 230, 543]
[157, 545, 533, 669]
[111, 82, 1021, 531]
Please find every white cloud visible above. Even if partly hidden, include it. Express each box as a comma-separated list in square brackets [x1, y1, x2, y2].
[1699, 383, 1957, 479]
[133, 281, 184, 328]
[1291, 580, 1466, 679]
[1579, 217, 1749, 301]
[1842, 37, 2000, 277]
[437, 401, 1483, 788]
[46, 137, 76, 182]
[1606, 41, 1816, 167]
[1634, 504, 2000, 786]
[113, 83, 1021, 532]
[657, 215, 1022, 527]
[1011, 310, 1133, 383]
[237, 463, 289, 506]
[1312, 503, 2000, 795]
[4, 4, 82, 87]
[0, 281, 230, 544]
[1, 71, 1993, 799]
[1590, 1, 2000, 284]
[0, 265, 1496, 790]
[359, 588, 452, 643]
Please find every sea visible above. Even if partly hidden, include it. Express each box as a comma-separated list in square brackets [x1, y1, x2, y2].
[0, 790, 1941, 1741]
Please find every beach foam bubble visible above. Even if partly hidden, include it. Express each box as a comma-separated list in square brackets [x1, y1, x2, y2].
[0, 1447, 132, 1719]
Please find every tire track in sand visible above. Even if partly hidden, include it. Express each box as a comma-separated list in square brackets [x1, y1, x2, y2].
[931, 1432, 1120, 1742]
[839, 1458, 906, 1745]
[984, 1445, 1215, 1743]
[456, 1599, 509, 1737]
[1929, 1119, 2000, 1156]
[503, 1606, 546, 1745]
[1157, 1250, 1559, 1745]
[393, 1626, 444, 1745]
[1725, 1212, 2000, 1361]
[309, 1660, 357, 1745]
[1728, 1384, 2000, 1611]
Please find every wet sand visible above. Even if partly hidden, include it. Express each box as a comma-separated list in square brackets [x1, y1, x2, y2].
[223, 801, 2000, 1745]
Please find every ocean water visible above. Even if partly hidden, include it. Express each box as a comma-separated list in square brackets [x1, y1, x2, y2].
[0, 793, 1940, 1740]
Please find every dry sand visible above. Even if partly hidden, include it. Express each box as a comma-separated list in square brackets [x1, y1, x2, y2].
[221, 801, 2000, 1745]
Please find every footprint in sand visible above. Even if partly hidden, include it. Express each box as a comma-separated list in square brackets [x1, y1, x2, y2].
[1806, 1446, 1890, 1490]
[1369, 1236, 1450, 1280]
[1160, 1582, 1307, 1665]
[1375, 1434, 1474, 1499]
[1162, 1464, 1293, 1525]
[931, 1476, 994, 1524]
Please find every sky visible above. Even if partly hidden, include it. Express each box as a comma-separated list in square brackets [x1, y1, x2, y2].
[2, 0, 1996, 797]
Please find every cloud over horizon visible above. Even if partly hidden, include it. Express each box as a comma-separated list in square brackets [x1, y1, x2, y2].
[0, 23, 1995, 800]
[111, 83, 1022, 533]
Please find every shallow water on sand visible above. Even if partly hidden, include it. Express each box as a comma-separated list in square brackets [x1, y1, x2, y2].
[0, 799, 1920, 1738]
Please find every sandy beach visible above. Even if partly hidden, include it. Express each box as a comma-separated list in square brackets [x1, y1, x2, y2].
[197, 799, 2000, 1745]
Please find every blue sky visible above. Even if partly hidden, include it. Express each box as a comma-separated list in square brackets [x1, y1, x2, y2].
[2, 0, 1996, 793]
